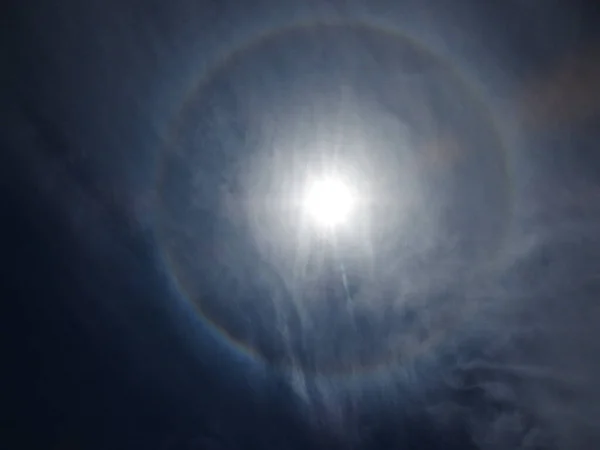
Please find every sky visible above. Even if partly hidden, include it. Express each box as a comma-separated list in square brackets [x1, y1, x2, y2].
[2, 0, 600, 449]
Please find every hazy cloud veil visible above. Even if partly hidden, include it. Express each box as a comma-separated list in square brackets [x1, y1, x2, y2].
[156, 6, 600, 448]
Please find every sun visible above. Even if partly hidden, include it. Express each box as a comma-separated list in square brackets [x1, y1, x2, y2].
[302, 175, 357, 230]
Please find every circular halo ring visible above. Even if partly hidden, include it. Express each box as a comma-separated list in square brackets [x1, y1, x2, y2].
[155, 18, 515, 381]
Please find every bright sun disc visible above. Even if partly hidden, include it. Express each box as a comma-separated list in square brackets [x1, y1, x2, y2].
[302, 175, 356, 229]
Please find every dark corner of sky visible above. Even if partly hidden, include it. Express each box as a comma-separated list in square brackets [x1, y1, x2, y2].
[2, 0, 600, 449]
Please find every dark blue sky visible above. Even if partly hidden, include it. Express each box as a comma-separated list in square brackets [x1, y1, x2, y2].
[2, 0, 600, 449]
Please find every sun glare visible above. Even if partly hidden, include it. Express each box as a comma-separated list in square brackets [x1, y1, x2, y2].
[302, 175, 356, 230]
